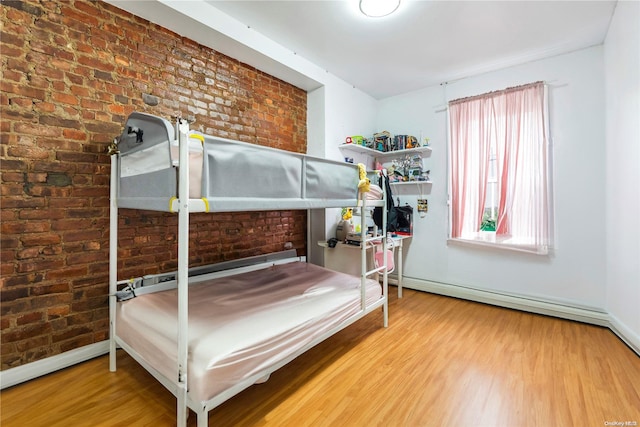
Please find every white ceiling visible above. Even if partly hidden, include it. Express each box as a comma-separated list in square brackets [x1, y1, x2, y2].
[206, 0, 616, 99]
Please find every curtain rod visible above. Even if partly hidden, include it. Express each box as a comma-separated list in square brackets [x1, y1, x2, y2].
[448, 81, 544, 106]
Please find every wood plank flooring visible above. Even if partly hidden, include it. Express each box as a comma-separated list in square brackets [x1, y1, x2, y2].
[2, 289, 639, 426]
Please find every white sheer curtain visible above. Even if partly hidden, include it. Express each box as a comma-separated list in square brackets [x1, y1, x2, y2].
[448, 82, 551, 252]
[495, 82, 550, 248]
[448, 98, 493, 238]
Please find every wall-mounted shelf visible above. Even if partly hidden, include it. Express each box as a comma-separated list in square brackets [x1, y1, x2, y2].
[339, 143, 432, 160]
[390, 180, 433, 187]
[339, 142, 433, 195]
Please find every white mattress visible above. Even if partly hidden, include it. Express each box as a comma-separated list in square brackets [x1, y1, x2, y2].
[115, 261, 382, 403]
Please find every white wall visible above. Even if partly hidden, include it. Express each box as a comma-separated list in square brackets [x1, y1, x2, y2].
[307, 81, 378, 265]
[377, 46, 608, 310]
[604, 1, 640, 348]
[319, 78, 378, 243]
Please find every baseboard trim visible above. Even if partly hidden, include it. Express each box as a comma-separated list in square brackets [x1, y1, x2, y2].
[404, 277, 639, 356]
[608, 313, 640, 355]
[0, 341, 109, 390]
[404, 277, 610, 325]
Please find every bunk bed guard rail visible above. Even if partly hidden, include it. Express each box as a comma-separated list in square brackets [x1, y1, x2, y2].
[115, 112, 361, 212]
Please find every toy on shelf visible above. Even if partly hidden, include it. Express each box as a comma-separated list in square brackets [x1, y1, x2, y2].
[345, 135, 374, 149]
[387, 154, 425, 182]
[393, 135, 419, 151]
[344, 132, 430, 153]
[373, 131, 391, 152]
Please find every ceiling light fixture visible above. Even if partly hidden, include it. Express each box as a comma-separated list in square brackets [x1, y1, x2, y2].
[359, 0, 401, 18]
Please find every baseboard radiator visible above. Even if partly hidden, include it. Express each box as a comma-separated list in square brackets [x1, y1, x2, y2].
[403, 277, 639, 356]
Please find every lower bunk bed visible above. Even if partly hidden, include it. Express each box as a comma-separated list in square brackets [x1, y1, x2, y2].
[112, 251, 386, 426]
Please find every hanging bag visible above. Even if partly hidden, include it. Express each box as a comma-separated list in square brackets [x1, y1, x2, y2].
[372, 173, 413, 234]
[373, 173, 397, 232]
[393, 204, 413, 235]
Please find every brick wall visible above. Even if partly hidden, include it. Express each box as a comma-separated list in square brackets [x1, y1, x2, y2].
[0, 0, 308, 369]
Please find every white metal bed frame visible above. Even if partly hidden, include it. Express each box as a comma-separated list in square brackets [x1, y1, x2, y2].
[108, 113, 389, 427]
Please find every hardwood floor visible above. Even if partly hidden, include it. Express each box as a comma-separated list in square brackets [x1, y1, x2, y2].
[2, 289, 639, 426]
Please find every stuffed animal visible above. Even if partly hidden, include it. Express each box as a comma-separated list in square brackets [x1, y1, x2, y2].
[341, 207, 353, 220]
[357, 163, 370, 193]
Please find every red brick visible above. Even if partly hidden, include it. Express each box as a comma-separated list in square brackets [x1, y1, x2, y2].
[48, 218, 94, 232]
[33, 101, 56, 114]
[17, 259, 65, 274]
[0, 31, 26, 49]
[18, 207, 64, 221]
[37, 138, 83, 152]
[48, 317, 67, 332]
[31, 161, 75, 174]
[61, 2, 100, 28]
[1, 321, 52, 343]
[30, 293, 73, 310]
[20, 233, 61, 247]
[47, 305, 70, 319]
[31, 283, 70, 296]
[39, 115, 82, 129]
[34, 15, 64, 34]
[1, 220, 50, 234]
[51, 325, 93, 343]
[15, 247, 43, 260]
[55, 151, 97, 163]
[1, 287, 29, 302]
[51, 92, 79, 106]
[45, 266, 88, 281]
[16, 311, 44, 326]
[77, 55, 115, 73]
[15, 336, 50, 353]
[27, 186, 72, 198]
[59, 335, 93, 353]
[0, 81, 46, 100]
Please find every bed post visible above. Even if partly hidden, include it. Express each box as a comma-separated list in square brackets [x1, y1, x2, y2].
[381, 172, 388, 327]
[109, 143, 118, 372]
[360, 194, 367, 312]
[176, 118, 190, 427]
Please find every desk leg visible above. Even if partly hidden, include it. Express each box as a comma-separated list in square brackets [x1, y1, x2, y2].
[397, 239, 403, 298]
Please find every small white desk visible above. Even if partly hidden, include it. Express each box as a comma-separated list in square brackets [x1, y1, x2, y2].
[319, 235, 410, 298]
[389, 235, 410, 298]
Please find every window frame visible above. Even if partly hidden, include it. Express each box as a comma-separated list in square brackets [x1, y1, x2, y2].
[446, 82, 554, 255]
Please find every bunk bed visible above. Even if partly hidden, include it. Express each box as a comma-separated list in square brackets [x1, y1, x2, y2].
[108, 112, 390, 427]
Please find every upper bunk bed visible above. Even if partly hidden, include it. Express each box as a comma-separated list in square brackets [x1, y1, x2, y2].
[114, 111, 363, 213]
[109, 112, 390, 427]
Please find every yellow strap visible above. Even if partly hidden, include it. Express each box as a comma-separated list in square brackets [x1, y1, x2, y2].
[201, 198, 210, 212]
[169, 196, 177, 213]
[189, 134, 205, 145]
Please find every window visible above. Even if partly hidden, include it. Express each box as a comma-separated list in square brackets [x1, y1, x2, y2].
[447, 81, 552, 254]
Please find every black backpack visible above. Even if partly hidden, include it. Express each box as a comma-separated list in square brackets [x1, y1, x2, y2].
[372, 173, 413, 234]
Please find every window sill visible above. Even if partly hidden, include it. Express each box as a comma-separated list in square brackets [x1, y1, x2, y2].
[448, 234, 549, 255]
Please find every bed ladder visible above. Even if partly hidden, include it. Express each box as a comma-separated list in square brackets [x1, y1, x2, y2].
[359, 174, 388, 328]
